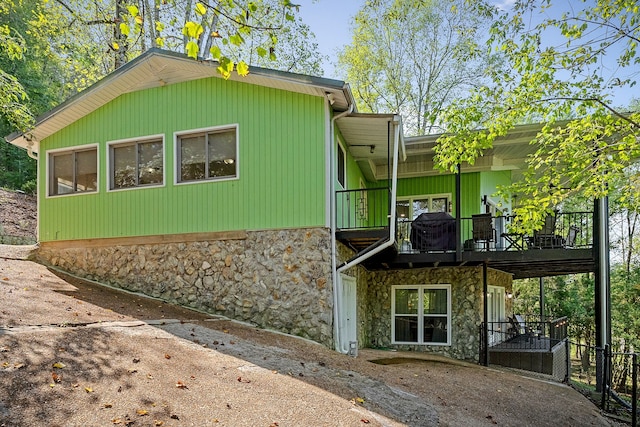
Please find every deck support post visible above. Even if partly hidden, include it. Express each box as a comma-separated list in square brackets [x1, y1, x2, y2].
[594, 196, 611, 393]
[539, 277, 545, 322]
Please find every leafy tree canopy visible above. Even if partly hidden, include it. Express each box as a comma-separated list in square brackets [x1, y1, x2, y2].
[338, 0, 496, 135]
[435, 0, 640, 231]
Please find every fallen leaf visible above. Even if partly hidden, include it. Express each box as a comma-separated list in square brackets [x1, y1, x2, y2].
[52, 362, 66, 369]
[137, 409, 149, 416]
[2, 277, 8, 280]
[128, 368, 138, 374]
[269, 423, 279, 427]
[147, 373, 153, 379]
[52, 372, 62, 383]
[164, 354, 171, 359]
[361, 420, 371, 424]
[176, 381, 188, 389]
[85, 387, 93, 393]
[1, 362, 9, 368]
[222, 329, 229, 333]
[104, 403, 113, 408]
[13, 363, 24, 369]
[154, 421, 163, 426]
[111, 418, 122, 424]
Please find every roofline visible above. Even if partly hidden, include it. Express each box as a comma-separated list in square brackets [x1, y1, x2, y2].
[5, 48, 354, 144]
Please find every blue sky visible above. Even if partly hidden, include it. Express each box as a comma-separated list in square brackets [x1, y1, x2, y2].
[294, 0, 636, 108]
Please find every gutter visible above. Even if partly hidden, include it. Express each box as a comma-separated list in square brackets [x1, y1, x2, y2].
[329, 100, 354, 354]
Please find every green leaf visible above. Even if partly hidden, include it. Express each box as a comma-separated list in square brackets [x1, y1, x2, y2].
[256, 46, 267, 57]
[229, 33, 244, 46]
[195, 3, 207, 16]
[156, 37, 164, 47]
[155, 21, 164, 32]
[237, 60, 249, 76]
[119, 23, 129, 36]
[183, 21, 204, 39]
[127, 5, 139, 17]
[285, 12, 294, 22]
[186, 41, 199, 59]
[210, 45, 222, 60]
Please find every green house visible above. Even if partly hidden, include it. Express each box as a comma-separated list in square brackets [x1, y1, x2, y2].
[6, 49, 596, 369]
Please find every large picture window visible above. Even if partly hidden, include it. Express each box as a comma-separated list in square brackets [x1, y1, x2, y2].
[109, 137, 164, 190]
[176, 126, 238, 183]
[48, 146, 98, 196]
[392, 285, 451, 345]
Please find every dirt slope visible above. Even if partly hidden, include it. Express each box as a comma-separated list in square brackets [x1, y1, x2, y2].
[0, 188, 36, 241]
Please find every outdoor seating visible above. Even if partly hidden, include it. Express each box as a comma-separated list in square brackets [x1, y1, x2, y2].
[528, 213, 564, 249]
[472, 213, 495, 251]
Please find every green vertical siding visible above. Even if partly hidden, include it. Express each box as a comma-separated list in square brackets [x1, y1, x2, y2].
[480, 171, 512, 210]
[370, 173, 481, 218]
[39, 77, 327, 241]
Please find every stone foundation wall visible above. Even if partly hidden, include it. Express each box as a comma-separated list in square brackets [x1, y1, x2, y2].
[365, 267, 512, 361]
[35, 228, 334, 346]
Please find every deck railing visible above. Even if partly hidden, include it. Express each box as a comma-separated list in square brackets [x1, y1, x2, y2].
[484, 316, 568, 351]
[397, 211, 593, 253]
[335, 188, 391, 230]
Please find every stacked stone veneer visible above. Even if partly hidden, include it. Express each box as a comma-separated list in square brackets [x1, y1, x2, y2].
[365, 266, 512, 361]
[35, 228, 334, 346]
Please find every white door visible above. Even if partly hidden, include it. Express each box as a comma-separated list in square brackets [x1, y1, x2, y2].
[487, 286, 506, 345]
[338, 274, 357, 354]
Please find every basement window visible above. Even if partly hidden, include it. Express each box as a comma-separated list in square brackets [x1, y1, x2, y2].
[392, 285, 451, 346]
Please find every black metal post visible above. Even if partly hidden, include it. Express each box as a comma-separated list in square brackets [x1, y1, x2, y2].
[539, 277, 545, 322]
[483, 262, 489, 366]
[565, 338, 571, 383]
[455, 164, 462, 262]
[632, 352, 637, 427]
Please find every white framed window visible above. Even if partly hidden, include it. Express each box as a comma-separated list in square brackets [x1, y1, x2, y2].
[175, 124, 238, 184]
[108, 135, 164, 190]
[392, 284, 451, 345]
[337, 140, 346, 189]
[396, 193, 451, 220]
[47, 144, 98, 197]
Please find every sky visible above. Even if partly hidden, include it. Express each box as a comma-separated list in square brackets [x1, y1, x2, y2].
[293, 0, 637, 108]
[296, 0, 362, 79]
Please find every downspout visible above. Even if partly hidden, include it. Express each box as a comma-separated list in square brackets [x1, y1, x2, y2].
[329, 100, 354, 353]
[336, 119, 401, 273]
[334, 119, 402, 351]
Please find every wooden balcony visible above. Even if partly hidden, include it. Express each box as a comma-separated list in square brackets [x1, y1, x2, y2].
[336, 189, 596, 279]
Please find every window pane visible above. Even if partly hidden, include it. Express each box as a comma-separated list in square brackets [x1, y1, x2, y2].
[75, 149, 97, 192]
[395, 316, 418, 342]
[431, 197, 448, 212]
[51, 153, 73, 195]
[113, 145, 136, 188]
[337, 145, 345, 187]
[138, 141, 163, 185]
[396, 200, 410, 219]
[423, 289, 448, 315]
[207, 130, 236, 178]
[412, 199, 429, 219]
[424, 316, 448, 343]
[395, 288, 418, 314]
[180, 135, 206, 181]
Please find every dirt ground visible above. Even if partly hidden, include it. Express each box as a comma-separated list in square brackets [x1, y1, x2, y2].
[0, 243, 618, 427]
[0, 189, 36, 241]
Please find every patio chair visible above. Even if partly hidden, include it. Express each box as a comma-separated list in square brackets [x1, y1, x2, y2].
[529, 213, 563, 249]
[472, 213, 495, 251]
[564, 225, 580, 248]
